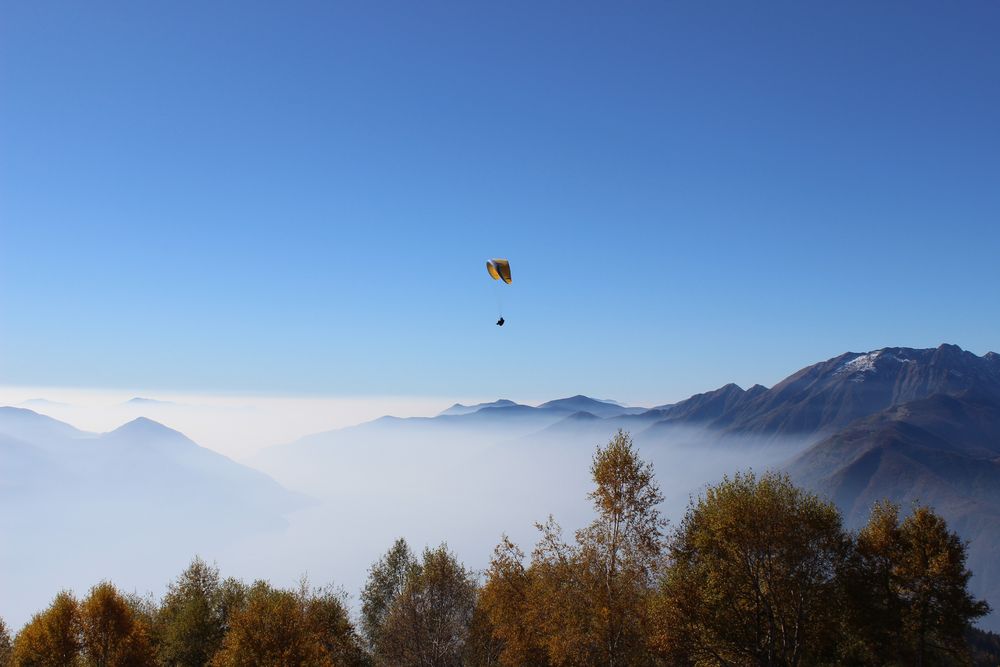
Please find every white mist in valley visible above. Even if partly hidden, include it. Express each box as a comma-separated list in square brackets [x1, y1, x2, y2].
[245, 418, 809, 606]
[0, 394, 812, 632]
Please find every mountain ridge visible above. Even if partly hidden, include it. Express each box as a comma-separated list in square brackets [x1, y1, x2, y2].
[254, 342, 1000, 627]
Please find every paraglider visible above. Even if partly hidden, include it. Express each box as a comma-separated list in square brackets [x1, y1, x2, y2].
[487, 259, 511, 325]
[486, 259, 511, 284]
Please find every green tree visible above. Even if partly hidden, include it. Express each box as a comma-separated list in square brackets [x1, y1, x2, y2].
[378, 544, 477, 667]
[78, 581, 155, 667]
[360, 538, 415, 656]
[12, 591, 81, 667]
[156, 557, 237, 666]
[651, 471, 847, 666]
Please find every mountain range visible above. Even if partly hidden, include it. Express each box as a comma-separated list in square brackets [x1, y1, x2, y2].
[252, 342, 1000, 629]
[4, 342, 999, 630]
[0, 407, 303, 522]
[0, 406, 308, 630]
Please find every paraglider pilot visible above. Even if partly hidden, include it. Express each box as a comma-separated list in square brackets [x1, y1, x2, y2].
[487, 259, 511, 327]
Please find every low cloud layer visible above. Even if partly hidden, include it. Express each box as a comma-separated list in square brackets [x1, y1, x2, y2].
[0, 386, 472, 459]
[0, 391, 811, 632]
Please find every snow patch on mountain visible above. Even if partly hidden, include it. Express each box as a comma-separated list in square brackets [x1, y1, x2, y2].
[836, 352, 881, 379]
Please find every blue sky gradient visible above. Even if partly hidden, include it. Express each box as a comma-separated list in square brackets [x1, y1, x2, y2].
[2, 1, 998, 404]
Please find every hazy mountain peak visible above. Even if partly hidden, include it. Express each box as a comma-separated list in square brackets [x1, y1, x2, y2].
[107, 416, 189, 441]
[596, 398, 627, 407]
[124, 397, 181, 407]
[538, 395, 613, 408]
[0, 406, 87, 440]
[1, 406, 43, 418]
[438, 399, 520, 416]
[536, 395, 643, 418]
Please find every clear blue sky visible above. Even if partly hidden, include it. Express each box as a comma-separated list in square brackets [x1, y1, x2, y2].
[1, 1, 998, 404]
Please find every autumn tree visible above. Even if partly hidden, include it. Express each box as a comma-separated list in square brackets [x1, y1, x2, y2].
[0, 618, 12, 667]
[12, 591, 81, 666]
[480, 430, 665, 667]
[156, 557, 245, 666]
[898, 506, 990, 665]
[377, 544, 477, 667]
[463, 600, 504, 667]
[847, 501, 989, 666]
[301, 584, 367, 667]
[838, 500, 906, 664]
[524, 517, 592, 665]
[78, 581, 155, 667]
[360, 538, 416, 656]
[476, 537, 548, 667]
[578, 429, 664, 666]
[210, 579, 362, 667]
[651, 471, 846, 666]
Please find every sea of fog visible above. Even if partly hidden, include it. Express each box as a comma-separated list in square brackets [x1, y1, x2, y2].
[0, 391, 808, 631]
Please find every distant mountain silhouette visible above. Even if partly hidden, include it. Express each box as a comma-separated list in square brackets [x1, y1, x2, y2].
[0, 405, 88, 443]
[536, 395, 647, 418]
[0, 407, 311, 636]
[123, 396, 184, 407]
[0, 407, 305, 529]
[438, 399, 522, 416]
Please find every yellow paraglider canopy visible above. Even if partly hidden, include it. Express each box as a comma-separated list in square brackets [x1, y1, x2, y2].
[486, 259, 512, 284]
